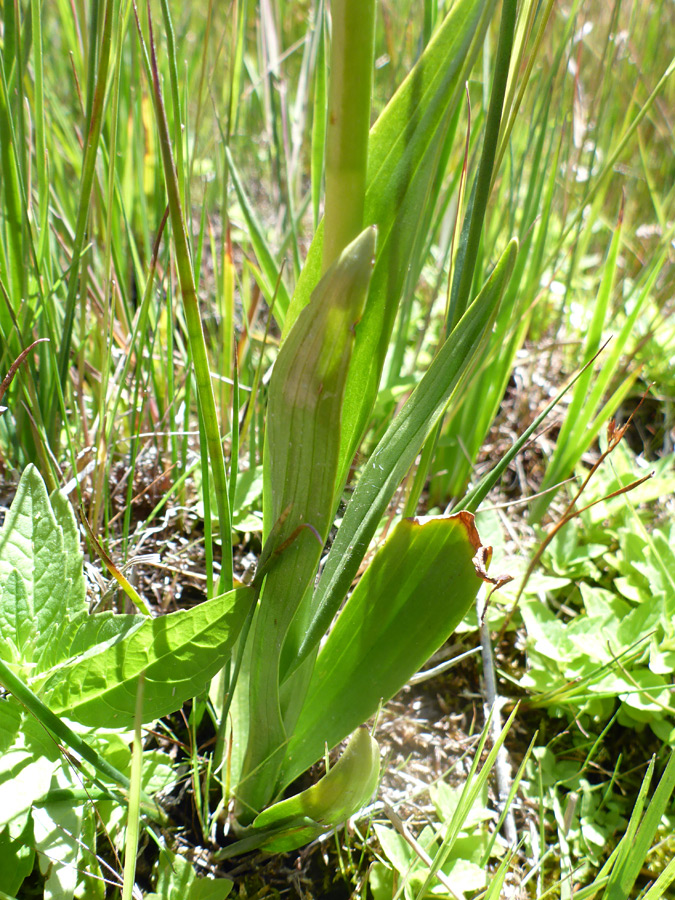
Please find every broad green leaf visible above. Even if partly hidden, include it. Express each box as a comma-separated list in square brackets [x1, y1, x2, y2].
[197, 465, 265, 532]
[374, 824, 415, 876]
[56, 610, 146, 662]
[39, 587, 254, 728]
[236, 228, 375, 818]
[0, 702, 61, 827]
[0, 569, 31, 667]
[74, 804, 104, 900]
[292, 239, 518, 672]
[284, 0, 498, 487]
[261, 225, 376, 651]
[279, 513, 488, 787]
[34, 786, 97, 900]
[0, 465, 84, 668]
[232, 466, 263, 529]
[0, 697, 23, 755]
[261, 226, 376, 546]
[369, 863, 400, 900]
[187, 880, 233, 900]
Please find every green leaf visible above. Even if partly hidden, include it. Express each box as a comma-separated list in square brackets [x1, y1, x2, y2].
[446, 0, 517, 332]
[49, 487, 86, 609]
[39, 587, 254, 728]
[135, 10, 234, 592]
[0, 815, 34, 895]
[279, 513, 487, 786]
[262, 226, 376, 548]
[236, 228, 376, 818]
[369, 862, 399, 900]
[0, 465, 85, 669]
[147, 847, 233, 900]
[600, 753, 675, 900]
[0, 569, 31, 667]
[57, 611, 147, 662]
[254, 726, 379, 830]
[529, 198, 643, 523]
[0, 702, 61, 828]
[232, 467, 263, 528]
[34, 790, 98, 900]
[293, 239, 518, 672]
[374, 824, 416, 876]
[310, 2, 327, 231]
[221, 727, 379, 857]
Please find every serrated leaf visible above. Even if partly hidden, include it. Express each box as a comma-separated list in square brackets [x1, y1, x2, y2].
[0, 569, 32, 666]
[40, 587, 254, 727]
[55, 610, 146, 663]
[49, 488, 86, 610]
[0, 465, 77, 667]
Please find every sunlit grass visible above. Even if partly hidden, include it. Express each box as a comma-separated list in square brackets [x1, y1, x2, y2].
[0, 0, 673, 895]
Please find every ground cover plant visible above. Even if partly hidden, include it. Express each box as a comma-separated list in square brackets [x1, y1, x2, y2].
[0, 0, 673, 897]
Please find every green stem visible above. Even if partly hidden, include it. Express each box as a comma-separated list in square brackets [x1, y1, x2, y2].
[158, 0, 186, 207]
[121, 673, 145, 900]
[321, 0, 376, 272]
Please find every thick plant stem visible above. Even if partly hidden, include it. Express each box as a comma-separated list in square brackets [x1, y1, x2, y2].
[321, 0, 376, 272]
